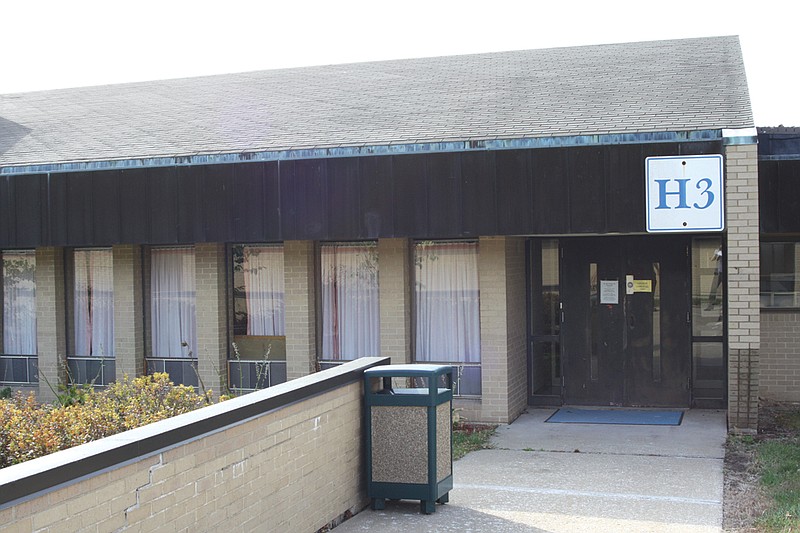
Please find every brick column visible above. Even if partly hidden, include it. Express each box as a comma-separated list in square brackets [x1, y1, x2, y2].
[36, 247, 67, 403]
[478, 236, 527, 424]
[378, 238, 411, 365]
[284, 241, 317, 379]
[195, 243, 229, 396]
[725, 143, 760, 433]
[113, 245, 145, 380]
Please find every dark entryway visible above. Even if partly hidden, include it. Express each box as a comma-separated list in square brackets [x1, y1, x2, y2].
[559, 236, 691, 407]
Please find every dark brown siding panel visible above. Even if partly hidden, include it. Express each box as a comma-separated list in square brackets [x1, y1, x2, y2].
[427, 153, 461, 238]
[679, 141, 722, 156]
[47, 173, 68, 246]
[262, 162, 282, 241]
[392, 154, 428, 238]
[279, 161, 297, 240]
[496, 150, 533, 235]
[201, 164, 235, 243]
[64, 173, 93, 246]
[148, 167, 179, 244]
[461, 151, 497, 237]
[568, 147, 606, 233]
[175, 166, 201, 244]
[531, 148, 569, 234]
[0, 177, 16, 246]
[327, 158, 362, 240]
[118, 169, 150, 243]
[0, 140, 745, 248]
[280, 160, 328, 240]
[93, 172, 121, 245]
[360, 157, 389, 239]
[605, 144, 645, 233]
[14, 175, 45, 247]
[359, 156, 393, 239]
[232, 163, 267, 243]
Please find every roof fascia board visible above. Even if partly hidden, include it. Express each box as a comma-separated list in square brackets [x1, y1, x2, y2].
[0, 129, 724, 177]
[722, 127, 758, 145]
[759, 154, 800, 161]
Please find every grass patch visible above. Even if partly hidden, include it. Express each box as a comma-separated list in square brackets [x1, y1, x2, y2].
[776, 410, 800, 432]
[453, 423, 495, 461]
[756, 438, 800, 530]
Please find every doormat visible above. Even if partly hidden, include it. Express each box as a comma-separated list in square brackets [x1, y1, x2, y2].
[545, 408, 684, 426]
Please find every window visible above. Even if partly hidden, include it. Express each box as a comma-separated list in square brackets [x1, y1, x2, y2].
[230, 245, 287, 390]
[3, 251, 37, 356]
[761, 241, 800, 308]
[414, 241, 480, 396]
[150, 247, 196, 358]
[68, 249, 115, 386]
[73, 249, 114, 356]
[529, 239, 561, 400]
[1, 251, 37, 384]
[320, 242, 379, 361]
[232, 245, 285, 337]
[691, 238, 725, 404]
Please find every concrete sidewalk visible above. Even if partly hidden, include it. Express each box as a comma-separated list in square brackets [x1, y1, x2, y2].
[334, 408, 727, 532]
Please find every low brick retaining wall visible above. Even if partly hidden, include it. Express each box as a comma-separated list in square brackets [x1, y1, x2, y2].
[0, 357, 388, 532]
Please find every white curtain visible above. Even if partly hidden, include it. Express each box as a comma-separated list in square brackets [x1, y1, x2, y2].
[321, 243, 379, 360]
[74, 249, 114, 356]
[243, 246, 285, 335]
[2, 252, 37, 355]
[415, 242, 480, 363]
[151, 248, 196, 358]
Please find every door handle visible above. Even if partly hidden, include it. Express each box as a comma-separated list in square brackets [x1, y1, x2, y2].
[628, 314, 635, 329]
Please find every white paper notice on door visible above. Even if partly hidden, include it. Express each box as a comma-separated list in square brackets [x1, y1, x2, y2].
[600, 280, 619, 304]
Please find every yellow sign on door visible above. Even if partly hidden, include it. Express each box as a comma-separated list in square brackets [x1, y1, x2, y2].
[632, 280, 652, 293]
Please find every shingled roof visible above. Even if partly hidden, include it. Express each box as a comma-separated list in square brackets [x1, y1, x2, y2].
[0, 36, 753, 172]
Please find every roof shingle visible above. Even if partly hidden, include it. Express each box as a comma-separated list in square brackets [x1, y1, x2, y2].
[0, 36, 753, 170]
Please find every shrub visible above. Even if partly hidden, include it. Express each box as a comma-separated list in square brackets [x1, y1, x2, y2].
[0, 373, 212, 468]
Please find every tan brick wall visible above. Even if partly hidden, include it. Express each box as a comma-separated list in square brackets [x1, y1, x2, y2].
[477, 236, 527, 424]
[760, 310, 800, 402]
[195, 243, 229, 395]
[0, 372, 369, 532]
[284, 241, 317, 379]
[113, 245, 145, 380]
[35, 248, 66, 403]
[378, 238, 411, 365]
[725, 143, 760, 431]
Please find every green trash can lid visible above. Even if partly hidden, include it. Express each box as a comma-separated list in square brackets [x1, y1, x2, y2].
[364, 364, 453, 378]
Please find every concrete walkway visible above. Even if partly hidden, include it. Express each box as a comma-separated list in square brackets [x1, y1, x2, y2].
[334, 408, 727, 532]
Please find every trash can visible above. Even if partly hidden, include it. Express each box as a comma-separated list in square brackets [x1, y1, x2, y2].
[364, 364, 453, 514]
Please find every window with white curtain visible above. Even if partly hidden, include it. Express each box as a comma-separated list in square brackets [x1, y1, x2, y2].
[414, 241, 480, 363]
[321, 242, 379, 360]
[232, 245, 285, 336]
[151, 247, 196, 358]
[73, 249, 114, 356]
[2, 251, 37, 355]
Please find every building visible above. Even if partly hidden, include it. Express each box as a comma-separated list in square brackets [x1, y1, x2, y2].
[0, 35, 790, 432]
[758, 127, 800, 405]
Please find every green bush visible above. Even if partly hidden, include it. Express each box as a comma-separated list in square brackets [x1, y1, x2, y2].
[0, 373, 212, 468]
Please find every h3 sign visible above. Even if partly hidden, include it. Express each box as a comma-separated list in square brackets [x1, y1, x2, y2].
[645, 154, 724, 233]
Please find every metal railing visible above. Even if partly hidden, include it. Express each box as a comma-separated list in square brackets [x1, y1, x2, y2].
[414, 362, 481, 397]
[145, 357, 199, 388]
[66, 357, 116, 387]
[227, 360, 287, 393]
[0, 355, 38, 385]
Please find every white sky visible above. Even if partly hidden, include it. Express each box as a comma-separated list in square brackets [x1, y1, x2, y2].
[3, 0, 799, 126]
